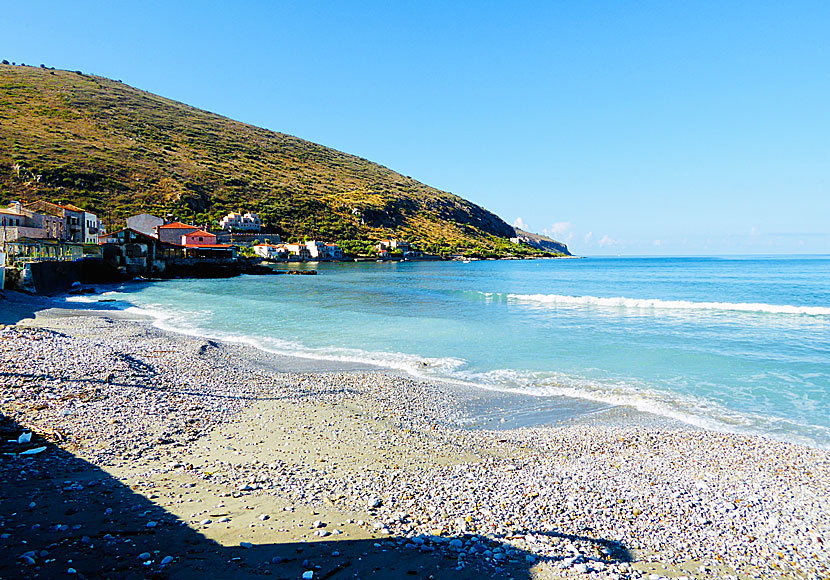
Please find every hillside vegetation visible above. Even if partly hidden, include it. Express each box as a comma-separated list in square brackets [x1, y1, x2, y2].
[0, 65, 567, 257]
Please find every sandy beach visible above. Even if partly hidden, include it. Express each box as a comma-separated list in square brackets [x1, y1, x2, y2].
[1, 292, 828, 579]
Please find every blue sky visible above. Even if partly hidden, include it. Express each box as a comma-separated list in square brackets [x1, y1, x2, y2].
[2, 1, 828, 254]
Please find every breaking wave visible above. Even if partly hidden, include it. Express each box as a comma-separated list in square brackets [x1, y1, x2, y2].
[486, 292, 830, 317]
[123, 303, 830, 448]
[449, 368, 830, 449]
[123, 306, 467, 378]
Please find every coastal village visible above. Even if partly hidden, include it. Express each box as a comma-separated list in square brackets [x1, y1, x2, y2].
[0, 200, 430, 293]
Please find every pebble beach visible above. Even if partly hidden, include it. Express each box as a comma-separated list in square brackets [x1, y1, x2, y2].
[1, 299, 828, 579]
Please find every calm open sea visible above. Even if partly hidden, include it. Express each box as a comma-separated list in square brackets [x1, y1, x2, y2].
[68, 256, 830, 448]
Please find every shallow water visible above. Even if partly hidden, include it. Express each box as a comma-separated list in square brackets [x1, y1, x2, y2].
[66, 256, 830, 447]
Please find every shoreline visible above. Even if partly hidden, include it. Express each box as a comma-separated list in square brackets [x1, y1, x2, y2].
[8, 286, 683, 434]
[1, 297, 828, 579]
[4, 285, 828, 447]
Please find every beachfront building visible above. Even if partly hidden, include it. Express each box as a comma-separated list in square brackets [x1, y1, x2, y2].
[25, 201, 98, 244]
[157, 221, 199, 244]
[126, 213, 164, 238]
[0, 202, 54, 243]
[83, 212, 101, 244]
[100, 228, 184, 276]
[253, 243, 289, 261]
[182, 230, 217, 246]
[375, 239, 411, 253]
[305, 240, 327, 260]
[101, 227, 235, 270]
[219, 211, 261, 232]
[305, 240, 344, 260]
[181, 243, 236, 260]
[5, 237, 84, 263]
[180, 229, 236, 260]
[325, 242, 344, 260]
[283, 243, 312, 261]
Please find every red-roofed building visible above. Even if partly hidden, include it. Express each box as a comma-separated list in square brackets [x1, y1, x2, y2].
[24, 200, 100, 243]
[156, 221, 199, 244]
[181, 243, 236, 260]
[98, 227, 184, 276]
[182, 230, 217, 246]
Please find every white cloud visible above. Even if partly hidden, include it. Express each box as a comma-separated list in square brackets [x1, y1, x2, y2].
[584, 231, 593, 245]
[546, 221, 573, 242]
[598, 234, 619, 247]
[513, 217, 528, 230]
[653, 239, 662, 247]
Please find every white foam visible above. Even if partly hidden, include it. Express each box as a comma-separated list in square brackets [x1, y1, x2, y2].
[500, 293, 830, 316]
[113, 302, 830, 450]
[124, 305, 467, 378]
[448, 367, 830, 449]
[64, 295, 98, 303]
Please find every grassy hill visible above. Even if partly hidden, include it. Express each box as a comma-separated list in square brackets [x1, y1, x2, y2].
[0, 64, 567, 258]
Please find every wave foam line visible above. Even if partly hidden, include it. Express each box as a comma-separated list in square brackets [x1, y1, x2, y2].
[123, 306, 467, 378]
[120, 305, 829, 449]
[449, 368, 830, 449]
[502, 293, 830, 316]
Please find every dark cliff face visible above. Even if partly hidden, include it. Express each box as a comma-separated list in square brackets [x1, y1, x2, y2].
[514, 229, 571, 255]
[0, 65, 519, 253]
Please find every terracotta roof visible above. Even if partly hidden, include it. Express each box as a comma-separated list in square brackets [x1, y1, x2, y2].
[184, 229, 214, 237]
[57, 203, 85, 213]
[184, 243, 233, 249]
[158, 221, 198, 229]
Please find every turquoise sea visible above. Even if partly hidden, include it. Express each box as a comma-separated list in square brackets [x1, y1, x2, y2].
[68, 256, 830, 448]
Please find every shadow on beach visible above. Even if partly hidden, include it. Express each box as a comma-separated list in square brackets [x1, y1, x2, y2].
[0, 290, 52, 325]
[0, 411, 632, 579]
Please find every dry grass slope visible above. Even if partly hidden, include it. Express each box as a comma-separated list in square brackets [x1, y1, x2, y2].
[0, 65, 556, 257]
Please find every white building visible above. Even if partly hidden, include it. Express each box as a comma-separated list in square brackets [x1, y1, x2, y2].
[325, 243, 344, 260]
[83, 212, 101, 244]
[375, 239, 410, 253]
[219, 212, 261, 232]
[283, 243, 311, 261]
[305, 240, 327, 260]
[253, 244, 288, 261]
[305, 240, 343, 260]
